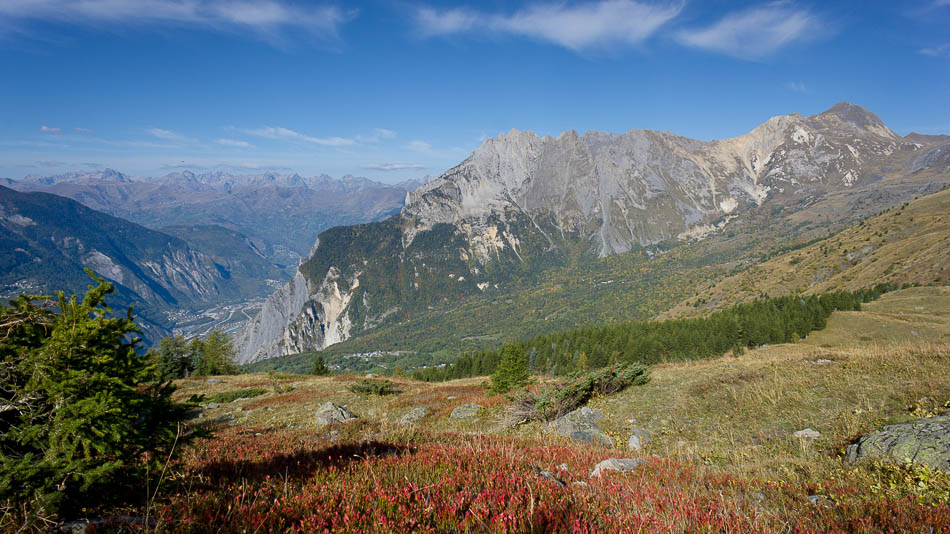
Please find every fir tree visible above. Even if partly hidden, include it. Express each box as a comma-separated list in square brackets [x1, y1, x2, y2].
[0, 271, 191, 517]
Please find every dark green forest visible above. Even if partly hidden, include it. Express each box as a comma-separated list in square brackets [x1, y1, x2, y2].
[411, 284, 897, 382]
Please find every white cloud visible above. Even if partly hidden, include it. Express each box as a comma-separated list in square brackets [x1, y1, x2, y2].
[920, 43, 950, 57]
[785, 81, 808, 93]
[40, 125, 61, 133]
[216, 138, 253, 148]
[676, 3, 819, 60]
[374, 128, 397, 139]
[74, 127, 93, 133]
[0, 0, 352, 40]
[360, 162, 428, 171]
[146, 127, 184, 141]
[414, 1, 683, 51]
[408, 140, 432, 152]
[243, 126, 354, 146]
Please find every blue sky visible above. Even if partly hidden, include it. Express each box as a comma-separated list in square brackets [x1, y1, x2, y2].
[1, 0, 949, 183]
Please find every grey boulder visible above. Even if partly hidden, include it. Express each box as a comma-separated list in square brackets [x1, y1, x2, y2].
[547, 407, 613, 448]
[315, 402, 358, 428]
[398, 406, 429, 426]
[846, 415, 950, 472]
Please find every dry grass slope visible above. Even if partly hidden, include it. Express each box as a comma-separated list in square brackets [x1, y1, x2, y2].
[143, 288, 950, 532]
[665, 187, 950, 318]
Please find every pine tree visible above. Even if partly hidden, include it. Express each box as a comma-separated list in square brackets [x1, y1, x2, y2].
[148, 335, 195, 380]
[192, 331, 239, 376]
[490, 346, 530, 394]
[311, 354, 332, 376]
[0, 272, 190, 517]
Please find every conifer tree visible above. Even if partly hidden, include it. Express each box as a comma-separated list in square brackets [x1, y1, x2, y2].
[0, 272, 190, 517]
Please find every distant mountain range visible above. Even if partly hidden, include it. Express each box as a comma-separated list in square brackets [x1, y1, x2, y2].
[6, 170, 422, 272]
[237, 103, 950, 364]
[1, 171, 425, 341]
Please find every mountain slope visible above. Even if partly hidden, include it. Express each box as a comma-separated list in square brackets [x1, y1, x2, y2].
[8, 170, 415, 271]
[664, 187, 950, 318]
[237, 103, 950, 364]
[0, 186, 265, 339]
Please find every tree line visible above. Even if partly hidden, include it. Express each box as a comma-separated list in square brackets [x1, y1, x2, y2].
[412, 284, 897, 382]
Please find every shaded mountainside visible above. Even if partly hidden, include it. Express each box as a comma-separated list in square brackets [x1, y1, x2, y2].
[238, 103, 950, 364]
[664, 187, 950, 318]
[7, 170, 415, 272]
[0, 186, 274, 340]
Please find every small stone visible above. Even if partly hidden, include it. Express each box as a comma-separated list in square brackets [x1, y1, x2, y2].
[315, 402, 358, 428]
[807, 494, 828, 505]
[590, 458, 647, 478]
[205, 402, 220, 409]
[206, 378, 222, 384]
[793, 428, 820, 440]
[628, 428, 652, 451]
[752, 491, 766, 501]
[557, 463, 569, 471]
[450, 403, 483, 419]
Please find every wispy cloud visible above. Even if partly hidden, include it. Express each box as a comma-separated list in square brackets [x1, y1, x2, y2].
[408, 140, 432, 152]
[360, 162, 428, 171]
[74, 127, 93, 133]
[785, 81, 808, 93]
[357, 128, 398, 143]
[40, 125, 61, 133]
[0, 0, 353, 42]
[414, 1, 683, 52]
[146, 127, 185, 141]
[242, 126, 354, 147]
[920, 43, 950, 57]
[675, 3, 820, 60]
[216, 138, 254, 148]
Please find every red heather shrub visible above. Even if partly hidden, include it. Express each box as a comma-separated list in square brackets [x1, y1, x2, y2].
[137, 429, 950, 533]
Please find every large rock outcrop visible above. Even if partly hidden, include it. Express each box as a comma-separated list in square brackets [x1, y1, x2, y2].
[846, 415, 950, 472]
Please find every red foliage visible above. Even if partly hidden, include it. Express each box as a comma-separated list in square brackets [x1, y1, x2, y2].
[138, 429, 950, 533]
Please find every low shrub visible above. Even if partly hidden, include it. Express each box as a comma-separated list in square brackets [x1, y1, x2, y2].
[510, 364, 649, 423]
[208, 388, 268, 403]
[349, 379, 401, 396]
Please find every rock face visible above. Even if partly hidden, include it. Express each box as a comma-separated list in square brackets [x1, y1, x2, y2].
[450, 403, 484, 419]
[547, 407, 614, 448]
[238, 103, 950, 363]
[315, 402, 358, 428]
[590, 458, 647, 478]
[846, 415, 950, 472]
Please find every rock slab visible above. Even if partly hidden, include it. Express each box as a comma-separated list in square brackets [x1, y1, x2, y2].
[548, 407, 614, 448]
[590, 458, 647, 478]
[315, 402, 357, 428]
[846, 415, 950, 472]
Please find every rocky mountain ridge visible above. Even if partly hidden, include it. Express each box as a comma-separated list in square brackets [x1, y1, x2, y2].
[236, 103, 950, 363]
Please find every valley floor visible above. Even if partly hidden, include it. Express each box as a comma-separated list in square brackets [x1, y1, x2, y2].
[79, 289, 950, 532]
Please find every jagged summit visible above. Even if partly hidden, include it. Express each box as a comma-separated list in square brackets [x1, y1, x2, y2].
[236, 103, 950, 364]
